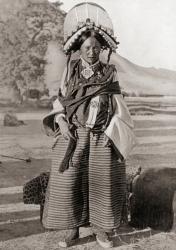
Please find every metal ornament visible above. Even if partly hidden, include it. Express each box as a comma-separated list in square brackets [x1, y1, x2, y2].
[81, 67, 94, 79]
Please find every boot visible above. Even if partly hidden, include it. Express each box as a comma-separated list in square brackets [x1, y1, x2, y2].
[96, 231, 113, 248]
[58, 227, 79, 248]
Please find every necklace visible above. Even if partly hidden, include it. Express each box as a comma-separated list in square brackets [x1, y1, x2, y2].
[81, 67, 94, 79]
[80, 57, 99, 79]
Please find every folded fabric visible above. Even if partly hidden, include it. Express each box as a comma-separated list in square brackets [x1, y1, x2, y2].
[105, 95, 137, 159]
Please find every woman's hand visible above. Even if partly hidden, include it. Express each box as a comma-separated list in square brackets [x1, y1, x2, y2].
[55, 116, 76, 141]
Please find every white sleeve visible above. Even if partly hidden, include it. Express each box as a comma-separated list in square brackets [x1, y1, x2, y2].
[113, 71, 119, 82]
[60, 67, 67, 96]
[55, 113, 66, 124]
[52, 67, 68, 125]
[105, 94, 137, 159]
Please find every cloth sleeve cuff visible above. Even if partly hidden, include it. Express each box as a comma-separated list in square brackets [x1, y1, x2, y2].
[55, 113, 66, 124]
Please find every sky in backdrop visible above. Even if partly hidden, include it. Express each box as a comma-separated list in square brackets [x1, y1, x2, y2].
[49, 0, 176, 71]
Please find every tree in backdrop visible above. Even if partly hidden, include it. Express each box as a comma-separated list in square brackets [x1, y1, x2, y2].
[0, 0, 65, 103]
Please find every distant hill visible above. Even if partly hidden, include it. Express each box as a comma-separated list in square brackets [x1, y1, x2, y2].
[107, 52, 176, 96]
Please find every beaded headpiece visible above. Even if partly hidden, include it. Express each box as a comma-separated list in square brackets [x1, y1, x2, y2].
[63, 2, 119, 54]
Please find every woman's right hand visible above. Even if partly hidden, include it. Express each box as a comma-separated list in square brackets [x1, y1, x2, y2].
[55, 116, 76, 141]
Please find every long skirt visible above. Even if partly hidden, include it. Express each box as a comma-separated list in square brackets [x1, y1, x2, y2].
[42, 127, 126, 232]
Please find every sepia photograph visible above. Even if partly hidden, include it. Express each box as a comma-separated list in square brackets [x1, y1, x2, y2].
[0, 0, 176, 249]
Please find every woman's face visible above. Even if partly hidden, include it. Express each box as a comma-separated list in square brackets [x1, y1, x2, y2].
[80, 37, 101, 65]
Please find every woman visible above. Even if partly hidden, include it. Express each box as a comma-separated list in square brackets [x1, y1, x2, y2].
[42, 2, 136, 248]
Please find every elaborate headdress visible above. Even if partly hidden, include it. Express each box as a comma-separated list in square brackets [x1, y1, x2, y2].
[63, 2, 119, 54]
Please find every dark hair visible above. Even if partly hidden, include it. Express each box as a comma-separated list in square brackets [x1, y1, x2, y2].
[72, 29, 109, 52]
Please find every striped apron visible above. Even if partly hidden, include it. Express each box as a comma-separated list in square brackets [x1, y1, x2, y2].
[42, 127, 126, 232]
